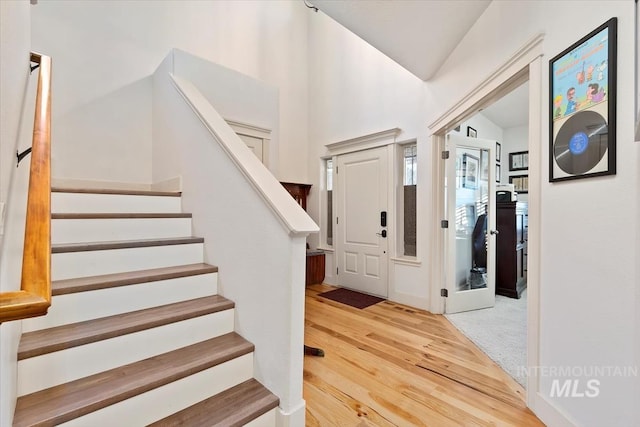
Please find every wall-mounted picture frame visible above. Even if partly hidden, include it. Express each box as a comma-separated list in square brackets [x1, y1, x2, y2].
[467, 126, 477, 138]
[510, 175, 529, 194]
[509, 150, 529, 171]
[496, 142, 502, 163]
[480, 150, 489, 181]
[462, 153, 479, 189]
[549, 18, 617, 182]
[496, 164, 501, 183]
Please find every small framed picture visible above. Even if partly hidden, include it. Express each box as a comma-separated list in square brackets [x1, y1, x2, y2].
[496, 164, 501, 183]
[510, 174, 529, 193]
[509, 150, 529, 171]
[462, 153, 479, 189]
[496, 142, 502, 163]
[467, 126, 477, 138]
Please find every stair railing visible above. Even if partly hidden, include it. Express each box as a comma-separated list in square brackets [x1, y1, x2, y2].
[0, 52, 52, 323]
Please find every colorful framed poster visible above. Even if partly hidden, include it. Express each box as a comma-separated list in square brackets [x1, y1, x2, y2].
[549, 18, 617, 182]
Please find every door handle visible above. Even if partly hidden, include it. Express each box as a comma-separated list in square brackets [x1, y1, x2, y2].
[376, 230, 387, 238]
[489, 229, 499, 235]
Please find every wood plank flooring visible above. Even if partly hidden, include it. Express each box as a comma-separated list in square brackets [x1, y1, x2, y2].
[304, 284, 544, 427]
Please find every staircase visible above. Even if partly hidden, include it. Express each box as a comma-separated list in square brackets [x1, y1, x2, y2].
[12, 188, 279, 426]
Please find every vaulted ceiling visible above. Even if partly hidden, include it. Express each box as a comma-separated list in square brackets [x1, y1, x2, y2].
[312, 0, 492, 81]
[312, 0, 530, 129]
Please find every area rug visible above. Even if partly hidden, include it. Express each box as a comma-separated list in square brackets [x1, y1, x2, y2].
[318, 288, 385, 309]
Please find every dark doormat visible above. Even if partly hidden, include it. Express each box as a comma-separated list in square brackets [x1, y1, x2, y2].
[318, 288, 385, 309]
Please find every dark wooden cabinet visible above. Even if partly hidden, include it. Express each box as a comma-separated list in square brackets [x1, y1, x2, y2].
[495, 201, 527, 298]
[280, 182, 311, 210]
[280, 182, 325, 286]
[306, 250, 325, 286]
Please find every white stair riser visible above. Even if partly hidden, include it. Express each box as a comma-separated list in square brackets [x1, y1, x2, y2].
[52, 218, 192, 244]
[52, 244, 203, 280]
[59, 353, 254, 427]
[23, 273, 218, 332]
[52, 193, 181, 214]
[245, 408, 277, 427]
[18, 310, 235, 396]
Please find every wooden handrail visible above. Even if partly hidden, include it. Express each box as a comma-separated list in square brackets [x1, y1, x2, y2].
[0, 52, 52, 323]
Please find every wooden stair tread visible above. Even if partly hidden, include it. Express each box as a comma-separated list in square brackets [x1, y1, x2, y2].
[52, 263, 217, 295]
[52, 187, 181, 197]
[52, 212, 192, 219]
[18, 295, 233, 360]
[149, 378, 279, 427]
[52, 236, 204, 253]
[13, 333, 253, 427]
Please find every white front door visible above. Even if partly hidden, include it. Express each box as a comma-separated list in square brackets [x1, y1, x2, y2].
[444, 134, 497, 313]
[336, 147, 388, 297]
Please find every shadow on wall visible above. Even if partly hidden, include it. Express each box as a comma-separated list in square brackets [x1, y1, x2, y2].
[52, 77, 153, 185]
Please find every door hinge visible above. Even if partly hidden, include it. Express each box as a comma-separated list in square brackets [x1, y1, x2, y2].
[441, 150, 450, 159]
[336, 217, 339, 224]
[336, 166, 338, 174]
[336, 267, 339, 275]
[441, 220, 449, 228]
[441, 289, 448, 297]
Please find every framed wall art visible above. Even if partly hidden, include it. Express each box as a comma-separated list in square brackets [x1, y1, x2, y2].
[509, 150, 529, 171]
[510, 175, 529, 194]
[462, 153, 479, 189]
[549, 18, 617, 182]
[467, 126, 477, 138]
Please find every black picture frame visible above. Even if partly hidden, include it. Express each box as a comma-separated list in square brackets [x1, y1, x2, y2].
[496, 142, 501, 163]
[510, 175, 529, 194]
[549, 18, 617, 182]
[467, 126, 477, 138]
[462, 153, 479, 189]
[509, 150, 529, 171]
[496, 164, 501, 183]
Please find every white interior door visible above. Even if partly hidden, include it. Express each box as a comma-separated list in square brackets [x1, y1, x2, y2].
[336, 147, 388, 297]
[239, 134, 264, 163]
[444, 134, 497, 313]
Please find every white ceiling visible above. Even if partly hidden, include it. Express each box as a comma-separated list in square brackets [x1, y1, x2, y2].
[480, 82, 529, 129]
[312, 0, 492, 81]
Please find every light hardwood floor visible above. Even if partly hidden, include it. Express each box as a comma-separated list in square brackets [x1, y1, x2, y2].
[304, 284, 544, 426]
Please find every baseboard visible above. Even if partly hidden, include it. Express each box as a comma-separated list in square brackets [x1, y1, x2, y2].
[530, 391, 579, 427]
[151, 176, 182, 192]
[51, 178, 152, 191]
[276, 400, 305, 427]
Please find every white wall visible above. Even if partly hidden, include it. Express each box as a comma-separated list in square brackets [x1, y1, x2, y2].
[152, 54, 314, 424]
[502, 125, 530, 201]
[428, 2, 638, 425]
[0, 0, 31, 240]
[0, 1, 32, 424]
[31, 0, 309, 184]
[170, 49, 280, 176]
[307, 11, 431, 309]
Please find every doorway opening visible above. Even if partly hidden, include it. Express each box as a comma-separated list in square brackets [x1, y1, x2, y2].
[444, 82, 530, 387]
[428, 34, 543, 408]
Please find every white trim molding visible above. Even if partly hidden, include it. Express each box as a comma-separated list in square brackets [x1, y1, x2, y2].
[325, 128, 401, 156]
[428, 33, 545, 132]
[225, 119, 272, 140]
[427, 33, 574, 427]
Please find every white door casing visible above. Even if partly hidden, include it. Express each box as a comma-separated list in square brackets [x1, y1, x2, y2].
[238, 134, 264, 163]
[336, 147, 389, 297]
